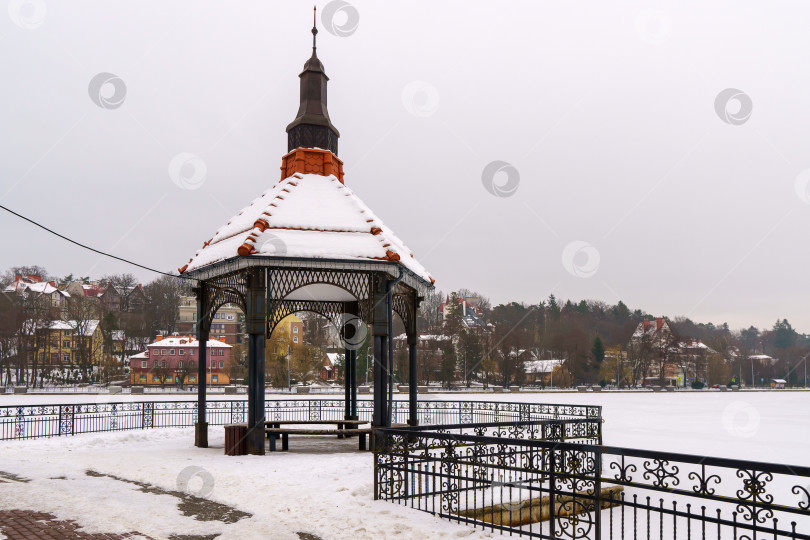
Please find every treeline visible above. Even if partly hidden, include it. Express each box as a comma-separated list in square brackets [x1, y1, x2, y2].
[405, 290, 810, 388]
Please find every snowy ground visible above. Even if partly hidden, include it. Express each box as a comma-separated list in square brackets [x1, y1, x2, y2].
[0, 392, 807, 539]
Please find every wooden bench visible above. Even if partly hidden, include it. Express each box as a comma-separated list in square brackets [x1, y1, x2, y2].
[263, 420, 368, 440]
[265, 427, 371, 452]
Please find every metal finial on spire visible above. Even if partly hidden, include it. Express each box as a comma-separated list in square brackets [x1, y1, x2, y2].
[312, 5, 318, 53]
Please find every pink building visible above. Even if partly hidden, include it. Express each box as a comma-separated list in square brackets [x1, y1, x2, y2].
[129, 335, 232, 386]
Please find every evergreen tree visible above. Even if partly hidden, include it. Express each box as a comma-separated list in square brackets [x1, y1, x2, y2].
[439, 339, 457, 389]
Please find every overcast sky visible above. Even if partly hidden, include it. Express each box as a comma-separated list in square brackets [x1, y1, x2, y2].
[2, 1, 809, 332]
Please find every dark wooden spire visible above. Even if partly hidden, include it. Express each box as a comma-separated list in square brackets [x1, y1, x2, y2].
[286, 6, 340, 155]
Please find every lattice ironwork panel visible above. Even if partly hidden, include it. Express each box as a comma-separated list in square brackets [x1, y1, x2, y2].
[267, 299, 357, 337]
[391, 293, 413, 336]
[199, 271, 248, 333]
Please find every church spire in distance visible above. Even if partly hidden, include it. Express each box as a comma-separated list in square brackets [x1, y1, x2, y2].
[286, 5, 340, 155]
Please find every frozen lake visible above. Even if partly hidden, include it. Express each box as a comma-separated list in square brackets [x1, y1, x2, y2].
[0, 391, 807, 539]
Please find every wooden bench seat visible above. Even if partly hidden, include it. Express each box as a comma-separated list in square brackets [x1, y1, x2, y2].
[265, 427, 371, 452]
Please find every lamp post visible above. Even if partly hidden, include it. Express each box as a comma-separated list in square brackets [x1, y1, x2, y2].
[365, 349, 371, 386]
[751, 357, 755, 389]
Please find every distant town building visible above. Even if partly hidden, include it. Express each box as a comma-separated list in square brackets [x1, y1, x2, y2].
[524, 358, 564, 385]
[3, 274, 70, 317]
[628, 318, 714, 387]
[177, 296, 245, 345]
[129, 335, 232, 386]
[321, 352, 342, 381]
[27, 319, 105, 372]
[64, 280, 148, 313]
[439, 295, 486, 329]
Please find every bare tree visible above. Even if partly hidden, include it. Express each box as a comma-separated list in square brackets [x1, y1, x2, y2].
[66, 296, 102, 384]
[151, 360, 172, 387]
[176, 359, 196, 389]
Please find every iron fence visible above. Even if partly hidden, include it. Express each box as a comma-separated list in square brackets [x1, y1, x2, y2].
[374, 425, 810, 539]
[0, 399, 600, 441]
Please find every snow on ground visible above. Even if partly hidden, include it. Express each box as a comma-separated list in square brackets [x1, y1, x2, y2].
[0, 391, 807, 539]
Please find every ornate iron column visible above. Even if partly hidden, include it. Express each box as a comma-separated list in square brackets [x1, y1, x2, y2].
[407, 294, 420, 426]
[408, 336, 418, 426]
[371, 274, 389, 428]
[343, 301, 359, 420]
[246, 268, 266, 455]
[349, 348, 357, 419]
[194, 283, 209, 447]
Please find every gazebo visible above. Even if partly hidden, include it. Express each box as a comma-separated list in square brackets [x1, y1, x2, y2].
[178, 16, 434, 455]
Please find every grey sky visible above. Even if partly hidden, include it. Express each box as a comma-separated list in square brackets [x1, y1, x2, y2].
[1, 1, 809, 332]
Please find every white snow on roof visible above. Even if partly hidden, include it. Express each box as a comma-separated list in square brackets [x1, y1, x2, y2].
[4, 281, 69, 297]
[525, 359, 564, 374]
[181, 173, 433, 283]
[149, 337, 231, 348]
[326, 352, 343, 366]
[39, 320, 99, 336]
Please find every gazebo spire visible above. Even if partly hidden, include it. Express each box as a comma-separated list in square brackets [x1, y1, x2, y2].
[286, 6, 340, 155]
[311, 5, 318, 54]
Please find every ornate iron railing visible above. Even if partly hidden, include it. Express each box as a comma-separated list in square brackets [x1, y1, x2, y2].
[374, 425, 810, 539]
[0, 399, 600, 441]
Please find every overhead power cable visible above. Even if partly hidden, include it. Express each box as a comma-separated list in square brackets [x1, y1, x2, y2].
[0, 204, 189, 280]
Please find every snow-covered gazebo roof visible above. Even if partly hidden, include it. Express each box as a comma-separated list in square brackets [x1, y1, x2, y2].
[178, 171, 433, 285]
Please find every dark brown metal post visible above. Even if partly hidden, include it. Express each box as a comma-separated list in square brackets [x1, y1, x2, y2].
[349, 348, 357, 419]
[408, 338, 418, 426]
[194, 283, 209, 448]
[246, 269, 266, 455]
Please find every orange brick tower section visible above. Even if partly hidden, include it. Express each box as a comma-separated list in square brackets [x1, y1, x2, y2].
[280, 148, 345, 184]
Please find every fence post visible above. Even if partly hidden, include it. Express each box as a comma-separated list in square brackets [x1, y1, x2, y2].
[373, 436, 380, 501]
[594, 444, 602, 539]
[549, 445, 557, 538]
